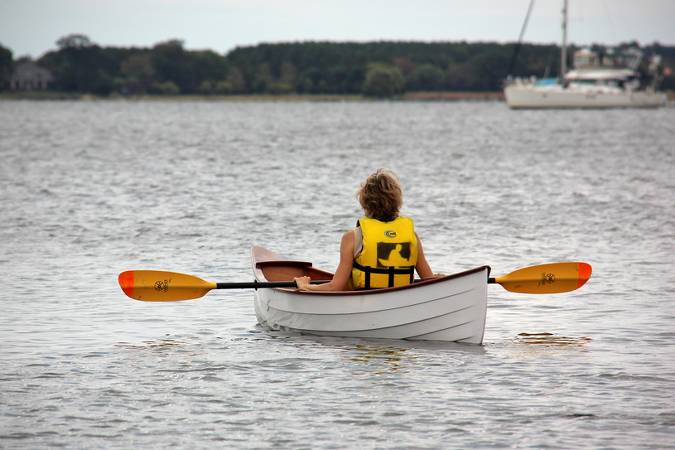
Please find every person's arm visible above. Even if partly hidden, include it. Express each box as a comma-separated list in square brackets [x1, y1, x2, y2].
[415, 233, 436, 279]
[295, 231, 354, 291]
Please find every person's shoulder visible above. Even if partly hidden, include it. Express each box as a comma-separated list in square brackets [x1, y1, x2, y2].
[339, 229, 356, 255]
[341, 229, 355, 242]
[398, 215, 415, 225]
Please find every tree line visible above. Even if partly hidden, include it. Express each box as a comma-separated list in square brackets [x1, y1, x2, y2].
[1, 34, 673, 97]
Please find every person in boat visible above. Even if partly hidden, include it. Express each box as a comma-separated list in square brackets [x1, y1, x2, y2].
[295, 169, 437, 291]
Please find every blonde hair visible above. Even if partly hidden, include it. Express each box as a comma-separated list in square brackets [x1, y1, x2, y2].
[357, 169, 403, 222]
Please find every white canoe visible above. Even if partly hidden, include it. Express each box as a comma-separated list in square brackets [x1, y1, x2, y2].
[251, 246, 490, 344]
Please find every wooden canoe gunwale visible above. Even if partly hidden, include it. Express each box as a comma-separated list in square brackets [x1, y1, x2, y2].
[251, 246, 491, 296]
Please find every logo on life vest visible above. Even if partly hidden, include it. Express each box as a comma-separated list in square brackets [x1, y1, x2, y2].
[384, 230, 397, 238]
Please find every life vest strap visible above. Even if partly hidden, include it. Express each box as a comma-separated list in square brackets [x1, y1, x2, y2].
[352, 261, 415, 289]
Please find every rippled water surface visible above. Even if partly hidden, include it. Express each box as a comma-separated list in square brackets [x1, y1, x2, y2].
[1, 100, 674, 448]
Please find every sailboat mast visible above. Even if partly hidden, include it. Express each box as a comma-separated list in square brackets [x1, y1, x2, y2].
[561, 0, 568, 79]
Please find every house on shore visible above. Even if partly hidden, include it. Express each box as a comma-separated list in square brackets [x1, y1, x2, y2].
[10, 61, 53, 90]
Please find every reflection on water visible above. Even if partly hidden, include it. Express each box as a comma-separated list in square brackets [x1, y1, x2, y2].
[115, 339, 187, 350]
[515, 332, 592, 347]
[349, 344, 409, 373]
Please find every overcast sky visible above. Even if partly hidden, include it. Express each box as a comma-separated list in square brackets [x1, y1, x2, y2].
[2, 0, 674, 58]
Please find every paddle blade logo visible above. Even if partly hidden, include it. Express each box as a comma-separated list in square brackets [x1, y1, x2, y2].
[154, 279, 170, 292]
[538, 272, 556, 286]
[384, 230, 397, 238]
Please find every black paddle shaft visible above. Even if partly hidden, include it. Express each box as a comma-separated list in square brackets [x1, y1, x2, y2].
[215, 280, 330, 290]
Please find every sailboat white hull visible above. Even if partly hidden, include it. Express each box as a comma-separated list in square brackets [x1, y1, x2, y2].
[505, 83, 667, 110]
[505, 0, 668, 110]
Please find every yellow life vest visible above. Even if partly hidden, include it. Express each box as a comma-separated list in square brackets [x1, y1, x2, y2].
[352, 216, 418, 289]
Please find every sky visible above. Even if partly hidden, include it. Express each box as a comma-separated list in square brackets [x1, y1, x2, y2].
[2, 0, 675, 58]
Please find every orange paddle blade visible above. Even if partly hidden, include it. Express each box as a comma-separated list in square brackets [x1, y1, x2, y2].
[118, 270, 217, 301]
[494, 262, 592, 294]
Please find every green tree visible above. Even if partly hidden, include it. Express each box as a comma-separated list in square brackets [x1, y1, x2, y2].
[40, 34, 116, 94]
[226, 67, 246, 93]
[253, 63, 272, 93]
[120, 53, 154, 94]
[213, 80, 234, 94]
[392, 56, 416, 77]
[121, 53, 154, 79]
[197, 79, 233, 95]
[280, 62, 297, 86]
[469, 51, 509, 90]
[297, 76, 313, 94]
[0, 44, 13, 90]
[406, 64, 446, 91]
[191, 50, 229, 86]
[56, 34, 93, 50]
[198, 80, 215, 94]
[268, 82, 293, 94]
[149, 81, 180, 95]
[151, 39, 194, 93]
[362, 64, 404, 98]
[446, 62, 478, 90]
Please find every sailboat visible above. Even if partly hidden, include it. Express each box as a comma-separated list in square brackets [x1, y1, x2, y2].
[504, 0, 667, 109]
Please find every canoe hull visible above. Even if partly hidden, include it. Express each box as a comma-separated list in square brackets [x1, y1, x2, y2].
[251, 246, 489, 344]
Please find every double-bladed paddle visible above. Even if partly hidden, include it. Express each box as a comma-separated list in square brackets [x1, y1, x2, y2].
[118, 262, 591, 302]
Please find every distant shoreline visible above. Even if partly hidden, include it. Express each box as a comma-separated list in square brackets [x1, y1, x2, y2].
[1, 90, 673, 102]
[0, 91, 504, 102]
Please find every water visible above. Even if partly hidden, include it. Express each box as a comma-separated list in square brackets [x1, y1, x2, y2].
[1, 100, 674, 448]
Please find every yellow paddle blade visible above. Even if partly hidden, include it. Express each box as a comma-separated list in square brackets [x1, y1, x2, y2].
[495, 262, 592, 294]
[118, 270, 217, 302]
